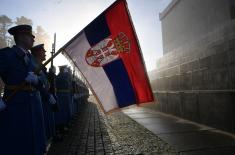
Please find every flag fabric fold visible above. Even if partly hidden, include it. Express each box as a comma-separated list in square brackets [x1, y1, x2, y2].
[62, 0, 154, 112]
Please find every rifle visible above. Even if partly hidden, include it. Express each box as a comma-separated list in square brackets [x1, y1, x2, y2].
[49, 33, 57, 95]
[51, 33, 56, 68]
[48, 33, 59, 111]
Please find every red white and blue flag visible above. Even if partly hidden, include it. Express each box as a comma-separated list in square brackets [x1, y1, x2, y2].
[61, 0, 154, 112]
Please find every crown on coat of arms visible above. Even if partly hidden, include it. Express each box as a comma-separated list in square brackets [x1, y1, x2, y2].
[113, 32, 130, 53]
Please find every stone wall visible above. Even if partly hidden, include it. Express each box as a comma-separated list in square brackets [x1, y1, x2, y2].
[160, 0, 231, 55]
[149, 6, 235, 133]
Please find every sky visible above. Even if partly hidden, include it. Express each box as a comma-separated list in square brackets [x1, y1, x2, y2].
[0, 0, 171, 71]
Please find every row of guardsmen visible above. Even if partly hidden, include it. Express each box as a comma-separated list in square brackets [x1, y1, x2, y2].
[0, 25, 89, 155]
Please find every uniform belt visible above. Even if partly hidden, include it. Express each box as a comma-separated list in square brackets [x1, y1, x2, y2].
[57, 89, 71, 93]
[5, 84, 36, 91]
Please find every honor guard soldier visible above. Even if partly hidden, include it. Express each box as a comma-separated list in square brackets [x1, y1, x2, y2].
[31, 44, 57, 146]
[55, 65, 73, 132]
[77, 78, 89, 104]
[72, 77, 80, 114]
[0, 25, 46, 155]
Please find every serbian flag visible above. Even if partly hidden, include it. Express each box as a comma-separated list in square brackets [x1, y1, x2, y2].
[61, 0, 154, 113]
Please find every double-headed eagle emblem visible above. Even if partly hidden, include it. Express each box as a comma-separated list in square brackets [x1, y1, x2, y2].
[85, 32, 130, 67]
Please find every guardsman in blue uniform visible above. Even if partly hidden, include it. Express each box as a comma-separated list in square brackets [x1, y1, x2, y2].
[72, 77, 79, 114]
[77, 78, 89, 105]
[84, 82, 89, 103]
[68, 68, 75, 118]
[0, 25, 46, 155]
[76, 79, 83, 108]
[31, 44, 57, 147]
[55, 65, 72, 131]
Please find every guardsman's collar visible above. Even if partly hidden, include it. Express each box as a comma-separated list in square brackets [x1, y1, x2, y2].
[12, 45, 27, 58]
[15, 45, 29, 54]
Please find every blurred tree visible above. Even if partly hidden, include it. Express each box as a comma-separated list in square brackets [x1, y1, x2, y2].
[15, 16, 33, 26]
[0, 15, 13, 48]
[0, 15, 50, 51]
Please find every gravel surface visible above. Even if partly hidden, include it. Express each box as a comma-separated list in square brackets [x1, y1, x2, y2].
[100, 108, 178, 155]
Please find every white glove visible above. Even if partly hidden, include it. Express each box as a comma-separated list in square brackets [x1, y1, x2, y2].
[0, 98, 6, 112]
[48, 94, 56, 105]
[25, 72, 38, 85]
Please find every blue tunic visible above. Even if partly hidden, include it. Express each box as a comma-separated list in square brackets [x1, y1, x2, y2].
[55, 71, 72, 126]
[31, 56, 56, 141]
[0, 46, 46, 155]
[39, 68, 56, 141]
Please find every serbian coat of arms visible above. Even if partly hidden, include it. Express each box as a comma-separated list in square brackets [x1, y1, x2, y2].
[85, 32, 130, 67]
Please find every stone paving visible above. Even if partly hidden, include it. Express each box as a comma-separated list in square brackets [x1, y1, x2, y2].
[47, 102, 177, 155]
[47, 102, 114, 155]
[123, 106, 235, 155]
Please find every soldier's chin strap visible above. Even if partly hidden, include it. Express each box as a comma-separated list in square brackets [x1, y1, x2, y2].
[4, 48, 64, 102]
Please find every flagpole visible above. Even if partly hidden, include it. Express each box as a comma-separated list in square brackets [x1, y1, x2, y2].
[124, 0, 154, 102]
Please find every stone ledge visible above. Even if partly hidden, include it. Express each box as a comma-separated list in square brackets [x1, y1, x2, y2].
[159, 0, 181, 20]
